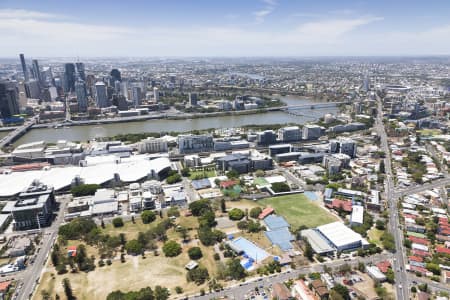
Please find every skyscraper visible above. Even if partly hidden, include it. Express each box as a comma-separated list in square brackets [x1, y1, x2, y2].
[110, 69, 121, 83]
[0, 81, 20, 119]
[153, 87, 159, 103]
[64, 63, 76, 93]
[95, 82, 108, 108]
[32, 59, 42, 86]
[132, 86, 142, 107]
[75, 62, 86, 81]
[24, 80, 41, 99]
[19, 54, 29, 82]
[189, 92, 198, 107]
[75, 81, 88, 112]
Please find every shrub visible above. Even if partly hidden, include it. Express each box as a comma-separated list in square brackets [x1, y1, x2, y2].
[162, 240, 182, 257]
[228, 208, 245, 221]
[112, 217, 124, 228]
[141, 210, 156, 224]
[125, 239, 143, 255]
[249, 207, 262, 219]
[188, 247, 203, 260]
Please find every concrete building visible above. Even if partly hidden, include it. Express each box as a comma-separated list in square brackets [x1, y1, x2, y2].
[302, 124, 323, 140]
[153, 87, 159, 102]
[316, 222, 368, 252]
[0, 81, 20, 118]
[24, 79, 40, 99]
[132, 86, 142, 107]
[189, 92, 198, 106]
[75, 80, 88, 112]
[178, 134, 214, 154]
[330, 138, 357, 158]
[137, 137, 168, 154]
[269, 144, 292, 157]
[19, 53, 29, 82]
[95, 82, 109, 108]
[277, 126, 301, 142]
[4, 181, 56, 230]
[256, 130, 277, 145]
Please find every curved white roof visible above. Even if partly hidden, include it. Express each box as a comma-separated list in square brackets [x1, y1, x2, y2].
[0, 155, 172, 197]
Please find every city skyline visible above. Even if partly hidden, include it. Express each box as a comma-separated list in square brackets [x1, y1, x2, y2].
[1, 0, 450, 57]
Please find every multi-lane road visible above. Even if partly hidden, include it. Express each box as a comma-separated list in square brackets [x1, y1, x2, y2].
[190, 253, 393, 300]
[375, 96, 410, 300]
[14, 197, 69, 300]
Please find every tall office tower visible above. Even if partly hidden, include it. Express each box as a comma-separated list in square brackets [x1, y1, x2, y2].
[110, 69, 121, 82]
[120, 82, 128, 99]
[75, 62, 86, 81]
[19, 54, 29, 82]
[0, 81, 20, 118]
[75, 81, 88, 112]
[95, 82, 108, 108]
[64, 63, 76, 93]
[31, 59, 43, 86]
[132, 86, 142, 107]
[153, 87, 159, 103]
[114, 80, 121, 94]
[42, 67, 53, 86]
[24, 80, 41, 99]
[188, 92, 198, 107]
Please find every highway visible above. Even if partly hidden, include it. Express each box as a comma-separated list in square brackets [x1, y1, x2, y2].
[375, 96, 409, 300]
[15, 196, 69, 300]
[189, 253, 393, 300]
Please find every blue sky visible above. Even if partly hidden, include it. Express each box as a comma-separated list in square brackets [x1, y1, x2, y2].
[1, 0, 450, 57]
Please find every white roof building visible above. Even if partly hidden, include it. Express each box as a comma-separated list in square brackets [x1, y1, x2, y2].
[317, 222, 367, 251]
[351, 205, 364, 225]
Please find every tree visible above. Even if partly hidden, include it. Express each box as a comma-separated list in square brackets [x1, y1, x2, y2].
[226, 170, 239, 179]
[62, 278, 75, 300]
[125, 239, 143, 255]
[329, 289, 345, 300]
[187, 267, 210, 284]
[381, 231, 395, 251]
[188, 247, 203, 260]
[154, 286, 170, 300]
[59, 218, 97, 240]
[112, 217, 124, 228]
[178, 226, 189, 242]
[189, 199, 211, 216]
[220, 198, 226, 213]
[379, 160, 385, 174]
[332, 284, 350, 300]
[198, 210, 216, 227]
[141, 210, 156, 224]
[167, 207, 180, 218]
[237, 220, 249, 230]
[228, 208, 245, 221]
[249, 207, 262, 219]
[181, 168, 191, 177]
[255, 169, 265, 177]
[166, 173, 182, 184]
[303, 240, 314, 261]
[271, 182, 290, 193]
[175, 286, 183, 294]
[375, 220, 386, 230]
[71, 184, 100, 197]
[226, 258, 246, 280]
[386, 268, 395, 283]
[162, 240, 182, 257]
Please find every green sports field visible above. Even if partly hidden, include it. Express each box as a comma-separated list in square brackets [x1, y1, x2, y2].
[258, 194, 337, 229]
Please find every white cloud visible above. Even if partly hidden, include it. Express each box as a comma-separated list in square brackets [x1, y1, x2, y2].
[0, 9, 63, 19]
[253, 0, 278, 24]
[0, 8, 449, 57]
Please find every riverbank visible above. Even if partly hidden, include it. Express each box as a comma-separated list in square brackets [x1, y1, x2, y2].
[12, 96, 341, 145]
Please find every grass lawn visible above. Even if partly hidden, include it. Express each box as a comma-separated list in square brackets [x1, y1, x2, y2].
[34, 250, 206, 300]
[367, 228, 384, 247]
[189, 170, 217, 180]
[258, 194, 337, 229]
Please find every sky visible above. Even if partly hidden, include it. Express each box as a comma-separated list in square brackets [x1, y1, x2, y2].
[1, 0, 450, 57]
